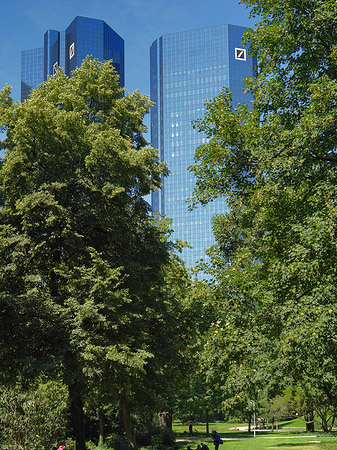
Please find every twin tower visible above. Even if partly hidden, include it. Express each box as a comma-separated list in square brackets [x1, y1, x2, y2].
[21, 16, 256, 273]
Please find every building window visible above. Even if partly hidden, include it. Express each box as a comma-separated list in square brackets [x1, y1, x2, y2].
[235, 48, 246, 61]
[69, 43, 75, 59]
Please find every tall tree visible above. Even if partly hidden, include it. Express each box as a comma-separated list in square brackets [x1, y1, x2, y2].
[0, 57, 180, 449]
[189, 0, 337, 427]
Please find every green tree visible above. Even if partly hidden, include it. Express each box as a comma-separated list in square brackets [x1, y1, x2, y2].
[85, 247, 195, 445]
[0, 57, 182, 450]
[173, 280, 226, 434]
[189, 0, 337, 430]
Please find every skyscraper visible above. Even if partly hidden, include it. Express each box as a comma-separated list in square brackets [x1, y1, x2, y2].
[150, 24, 256, 271]
[21, 16, 124, 101]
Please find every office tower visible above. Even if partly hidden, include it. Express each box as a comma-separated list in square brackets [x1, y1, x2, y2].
[150, 24, 256, 271]
[21, 16, 124, 101]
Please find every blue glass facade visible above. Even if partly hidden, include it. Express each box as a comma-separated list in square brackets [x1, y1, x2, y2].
[150, 24, 256, 271]
[21, 48, 44, 102]
[21, 16, 124, 101]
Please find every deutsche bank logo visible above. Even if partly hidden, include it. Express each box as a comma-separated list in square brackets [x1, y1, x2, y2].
[53, 62, 59, 77]
[69, 43, 75, 60]
[235, 48, 246, 61]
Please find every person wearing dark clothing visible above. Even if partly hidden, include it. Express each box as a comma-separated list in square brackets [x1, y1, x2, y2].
[201, 443, 210, 450]
[211, 429, 221, 450]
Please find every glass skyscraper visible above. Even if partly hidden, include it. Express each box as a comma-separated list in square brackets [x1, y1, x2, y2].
[21, 16, 124, 101]
[150, 24, 256, 271]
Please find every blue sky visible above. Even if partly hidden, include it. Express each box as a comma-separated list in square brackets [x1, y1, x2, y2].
[0, 0, 258, 102]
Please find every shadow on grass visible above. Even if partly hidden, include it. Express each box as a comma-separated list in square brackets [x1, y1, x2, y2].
[268, 444, 318, 447]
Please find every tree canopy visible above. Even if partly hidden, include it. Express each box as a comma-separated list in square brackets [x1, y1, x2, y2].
[0, 57, 192, 449]
[189, 0, 337, 429]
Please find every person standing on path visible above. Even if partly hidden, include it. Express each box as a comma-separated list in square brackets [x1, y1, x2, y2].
[211, 429, 221, 450]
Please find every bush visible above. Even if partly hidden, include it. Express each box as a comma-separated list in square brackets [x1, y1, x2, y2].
[135, 428, 152, 446]
[64, 437, 76, 450]
[150, 428, 175, 449]
[86, 433, 128, 450]
[0, 380, 69, 450]
[105, 433, 129, 450]
[86, 441, 109, 450]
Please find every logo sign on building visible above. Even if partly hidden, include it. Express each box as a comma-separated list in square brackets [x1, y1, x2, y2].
[53, 62, 59, 76]
[69, 43, 75, 59]
[235, 48, 246, 61]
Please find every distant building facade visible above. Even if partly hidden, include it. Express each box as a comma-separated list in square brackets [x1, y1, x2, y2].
[21, 16, 124, 101]
[150, 24, 256, 271]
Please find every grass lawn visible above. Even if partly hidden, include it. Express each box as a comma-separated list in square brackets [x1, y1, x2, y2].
[171, 420, 337, 450]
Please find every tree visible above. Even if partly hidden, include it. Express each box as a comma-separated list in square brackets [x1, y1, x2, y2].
[172, 279, 229, 433]
[0, 57, 182, 450]
[84, 246, 196, 445]
[189, 0, 337, 428]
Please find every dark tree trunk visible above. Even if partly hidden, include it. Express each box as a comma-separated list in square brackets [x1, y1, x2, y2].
[305, 411, 315, 432]
[69, 382, 86, 450]
[65, 352, 86, 450]
[248, 413, 252, 433]
[206, 409, 210, 436]
[167, 411, 172, 430]
[98, 408, 105, 446]
[121, 392, 137, 450]
[144, 413, 153, 436]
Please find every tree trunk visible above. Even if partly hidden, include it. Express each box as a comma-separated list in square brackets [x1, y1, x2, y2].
[248, 413, 252, 433]
[98, 408, 105, 446]
[167, 411, 172, 430]
[305, 411, 315, 432]
[206, 409, 210, 436]
[64, 351, 86, 450]
[142, 412, 153, 437]
[159, 410, 172, 430]
[69, 382, 86, 450]
[120, 392, 137, 450]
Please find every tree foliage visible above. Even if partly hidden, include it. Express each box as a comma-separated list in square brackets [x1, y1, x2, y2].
[189, 0, 337, 428]
[0, 57, 191, 448]
[0, 380, 69, 450]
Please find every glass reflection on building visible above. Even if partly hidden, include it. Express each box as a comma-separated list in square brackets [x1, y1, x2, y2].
[21, 16, 124, 101]
[150, 24, 256, 273]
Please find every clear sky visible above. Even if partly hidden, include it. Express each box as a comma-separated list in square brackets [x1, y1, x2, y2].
[0, 0, 258, 102]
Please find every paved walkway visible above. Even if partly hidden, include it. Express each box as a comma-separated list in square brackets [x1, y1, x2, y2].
[177, 435, 318, 442]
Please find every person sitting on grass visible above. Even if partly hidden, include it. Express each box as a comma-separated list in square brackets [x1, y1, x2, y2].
[201, 442, 210, 450]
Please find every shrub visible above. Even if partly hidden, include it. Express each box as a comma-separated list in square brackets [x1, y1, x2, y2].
[0, 380, 69, 450]
[150, 428, 175, 449]
[105, 433, 129, 450]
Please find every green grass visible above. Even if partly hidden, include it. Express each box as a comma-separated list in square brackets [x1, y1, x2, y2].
[278, 418, 308, 429]
[172, 437, 337, 450]
[170, 420, 337, 450]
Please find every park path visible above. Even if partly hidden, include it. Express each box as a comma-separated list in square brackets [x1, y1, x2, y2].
[176, 435, 318, 442]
